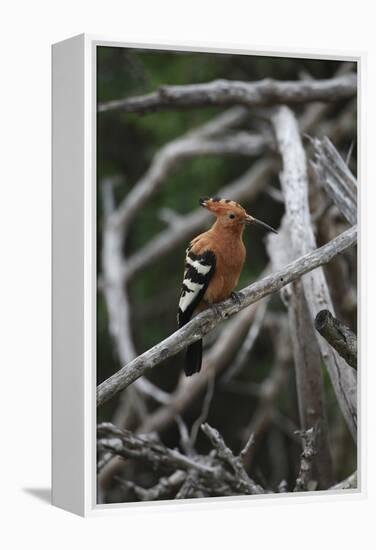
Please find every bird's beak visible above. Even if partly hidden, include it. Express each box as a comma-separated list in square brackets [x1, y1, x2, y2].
[244, 214, 278, 234]
[199, 196, 209, 208]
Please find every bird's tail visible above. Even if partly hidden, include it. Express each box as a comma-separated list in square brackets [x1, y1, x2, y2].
[184, 339, 203, 376]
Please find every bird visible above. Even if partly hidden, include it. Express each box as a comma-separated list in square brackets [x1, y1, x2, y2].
[177, 196, 277, 376]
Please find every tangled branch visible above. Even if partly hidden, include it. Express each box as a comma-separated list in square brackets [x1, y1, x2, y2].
[97, 225, 356, 407]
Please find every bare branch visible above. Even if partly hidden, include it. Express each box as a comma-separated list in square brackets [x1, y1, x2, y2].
[138, 299, 261, 435]
[123, 94, 355, 283]
[115, 471, 186, 501]
[201, 423, 264, 495]
[267, 222, 334, 488]
[97, 225, 357, 407]
[98, 422, 265, 498]
[190, 376, 215, 447]
[98, 73, 356, 114]
[294, 427, 317, 492]
[315, 309, 357, 370]
[222, 295, 270, 383]
[98, 423, 214, 476]
[311, 136, 357, 225]
[240, 323, 291, 469]
[271, 106, 357, 440]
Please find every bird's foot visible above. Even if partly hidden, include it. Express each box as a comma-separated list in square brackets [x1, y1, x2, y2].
[231, 291, 242, 307]
[210, 303, 224, 320]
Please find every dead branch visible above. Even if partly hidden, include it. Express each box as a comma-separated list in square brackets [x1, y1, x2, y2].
[97, 422, 265, 498]
[138, 301, 261, 434]
[267, 222, 334, 488]
[97, 301, 260, 490]
[311, 136, 357, 225]
[271, 106, 357, 440]
[111, 111, 263, 234]
[315, 309, 357, 370]
[240, 323, 291, 469]
[115, 471, 186, 501]
[201, 423, 264, 495]
[222, 295, 270, 383]
[294, 427, 317, 492]
[98, 73, 356, 114]
[97, 225, 357, 407]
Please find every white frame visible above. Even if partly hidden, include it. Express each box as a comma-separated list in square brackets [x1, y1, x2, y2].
[52, 33, 365, 517]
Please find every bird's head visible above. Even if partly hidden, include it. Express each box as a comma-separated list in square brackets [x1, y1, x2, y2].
[199, 196, 278, 233]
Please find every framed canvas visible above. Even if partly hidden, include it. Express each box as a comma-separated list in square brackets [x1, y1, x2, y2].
[52, 34, 363, 517]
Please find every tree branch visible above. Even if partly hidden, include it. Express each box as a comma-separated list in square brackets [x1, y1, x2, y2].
[294, 427, 317, 492]
[271, 106, 357, 440]
[315, 309, 357, 370]
[267, 222, 334, 488]
[97, 225, 357, 407]
[311, 136, 357, 225]
[97, 422, 264, 498]
[98, 73, 356, 114]
[201, 423, 264, 495]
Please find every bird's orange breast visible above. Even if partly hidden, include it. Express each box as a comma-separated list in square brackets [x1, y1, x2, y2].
[191, 227, 246, 305]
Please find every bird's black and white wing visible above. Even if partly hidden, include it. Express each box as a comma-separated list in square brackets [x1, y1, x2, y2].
[177, 247, 216, 328]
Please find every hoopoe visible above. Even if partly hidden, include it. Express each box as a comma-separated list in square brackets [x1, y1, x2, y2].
[178, 196, 277, 376]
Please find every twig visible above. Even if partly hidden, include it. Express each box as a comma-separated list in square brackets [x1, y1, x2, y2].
[239, 433, 255, 462]
[201, 423, 264, 495]
[98, 422, 265, 498]
[222, 295, 270, 383]
[98, 73, 356, 113]
[98, 424, 215, 476]
[190, 376, 215, 447]
[294, 427, 317, 492]
[97, 225, 357, 407]
[315, 309, 357, 370]
[115, 471, 186, 501]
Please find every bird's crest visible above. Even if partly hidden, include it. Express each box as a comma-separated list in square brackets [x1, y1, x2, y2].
[199, 196, 246, 217]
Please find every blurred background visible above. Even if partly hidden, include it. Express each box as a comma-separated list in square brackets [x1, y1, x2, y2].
[96, 47, 357, 503]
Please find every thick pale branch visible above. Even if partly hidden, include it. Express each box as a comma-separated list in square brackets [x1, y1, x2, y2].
[97, 225, 357, 407]
[98, 74, 356, 114]
[271, 106, 357, 440]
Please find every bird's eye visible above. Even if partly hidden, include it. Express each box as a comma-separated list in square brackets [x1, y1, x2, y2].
[229, 213, 236, 219]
